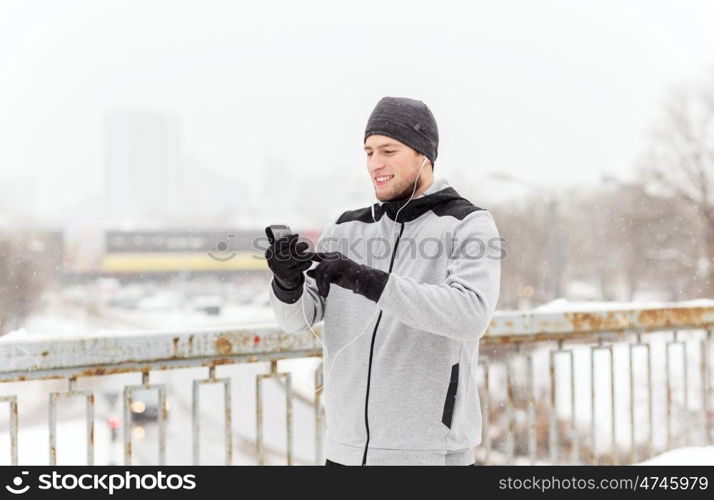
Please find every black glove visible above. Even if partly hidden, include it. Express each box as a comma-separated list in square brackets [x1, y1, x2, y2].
[265, 232, 312, 303]
[306, 252, 389, 303]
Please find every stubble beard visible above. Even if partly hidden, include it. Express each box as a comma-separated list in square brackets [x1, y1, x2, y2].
[377, 172, 423, 203]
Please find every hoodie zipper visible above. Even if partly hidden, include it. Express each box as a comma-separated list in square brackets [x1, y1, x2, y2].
[362, 220, 405, 465]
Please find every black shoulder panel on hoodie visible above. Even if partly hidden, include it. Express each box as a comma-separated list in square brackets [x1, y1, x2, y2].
[337, 207, 377, 224]
[335, 186, 485, 224]
[432, 198, 484, 220]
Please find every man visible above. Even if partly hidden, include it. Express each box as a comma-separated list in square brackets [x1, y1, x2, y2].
[266, 96, 501, 466]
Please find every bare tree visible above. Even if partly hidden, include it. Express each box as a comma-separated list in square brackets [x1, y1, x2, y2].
[490, 197, 553, 308]
[639, 70, 714, 295]
[0, 235, 52, 335]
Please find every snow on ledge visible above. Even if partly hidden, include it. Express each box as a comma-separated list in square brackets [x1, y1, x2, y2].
[636, 446, 714, 465]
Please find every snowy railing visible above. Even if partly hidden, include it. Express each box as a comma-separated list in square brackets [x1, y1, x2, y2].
[478, 302, 714, 465]
[0, 303, 712, 465]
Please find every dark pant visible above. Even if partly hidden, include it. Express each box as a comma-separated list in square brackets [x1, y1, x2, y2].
[325, 459, 476, 466]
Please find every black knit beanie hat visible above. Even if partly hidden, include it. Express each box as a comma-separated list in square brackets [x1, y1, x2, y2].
[364, 96, 439, 167]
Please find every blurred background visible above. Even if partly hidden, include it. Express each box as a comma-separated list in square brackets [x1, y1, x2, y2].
[3, 0, 714, 335]
[1, 0, 714, 465]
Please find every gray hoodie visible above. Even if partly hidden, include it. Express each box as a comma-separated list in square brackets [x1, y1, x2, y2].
[269, 178, 502, 465]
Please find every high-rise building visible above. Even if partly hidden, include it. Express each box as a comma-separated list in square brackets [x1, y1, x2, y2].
[104, 111, 182, 224]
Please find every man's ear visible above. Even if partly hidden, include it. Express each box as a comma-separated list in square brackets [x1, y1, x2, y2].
[424, 155, 433, 170]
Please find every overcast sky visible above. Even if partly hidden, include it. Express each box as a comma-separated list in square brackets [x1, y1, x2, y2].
[2, 0, 714, 224]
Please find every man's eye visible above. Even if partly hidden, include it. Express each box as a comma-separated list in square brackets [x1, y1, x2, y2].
[385, 150, 395, 155]
[366, 152, 373, 157]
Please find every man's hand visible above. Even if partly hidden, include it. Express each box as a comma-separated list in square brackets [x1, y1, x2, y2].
[265, 232, 312, 291]
[307, 252, 389, 302]
[306, 252, 360, 298]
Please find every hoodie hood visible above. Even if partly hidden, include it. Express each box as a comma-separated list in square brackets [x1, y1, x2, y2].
[376, 179, 467, 222]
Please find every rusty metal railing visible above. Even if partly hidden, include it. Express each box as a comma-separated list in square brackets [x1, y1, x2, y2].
[0, 303, 712, 465]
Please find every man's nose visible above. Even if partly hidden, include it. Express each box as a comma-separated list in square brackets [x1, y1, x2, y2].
[368, 155, 385, 173]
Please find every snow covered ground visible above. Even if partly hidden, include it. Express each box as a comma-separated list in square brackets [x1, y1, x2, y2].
[533, 297, 714, 312]
[637, 446, 714, 465]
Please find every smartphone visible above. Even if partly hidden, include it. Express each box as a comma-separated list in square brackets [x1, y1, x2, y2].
[265, 224, 325, 262]
[265, 224, 292, 244]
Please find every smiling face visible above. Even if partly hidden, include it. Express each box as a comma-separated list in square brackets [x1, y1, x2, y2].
[364, 135, 433, 202]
